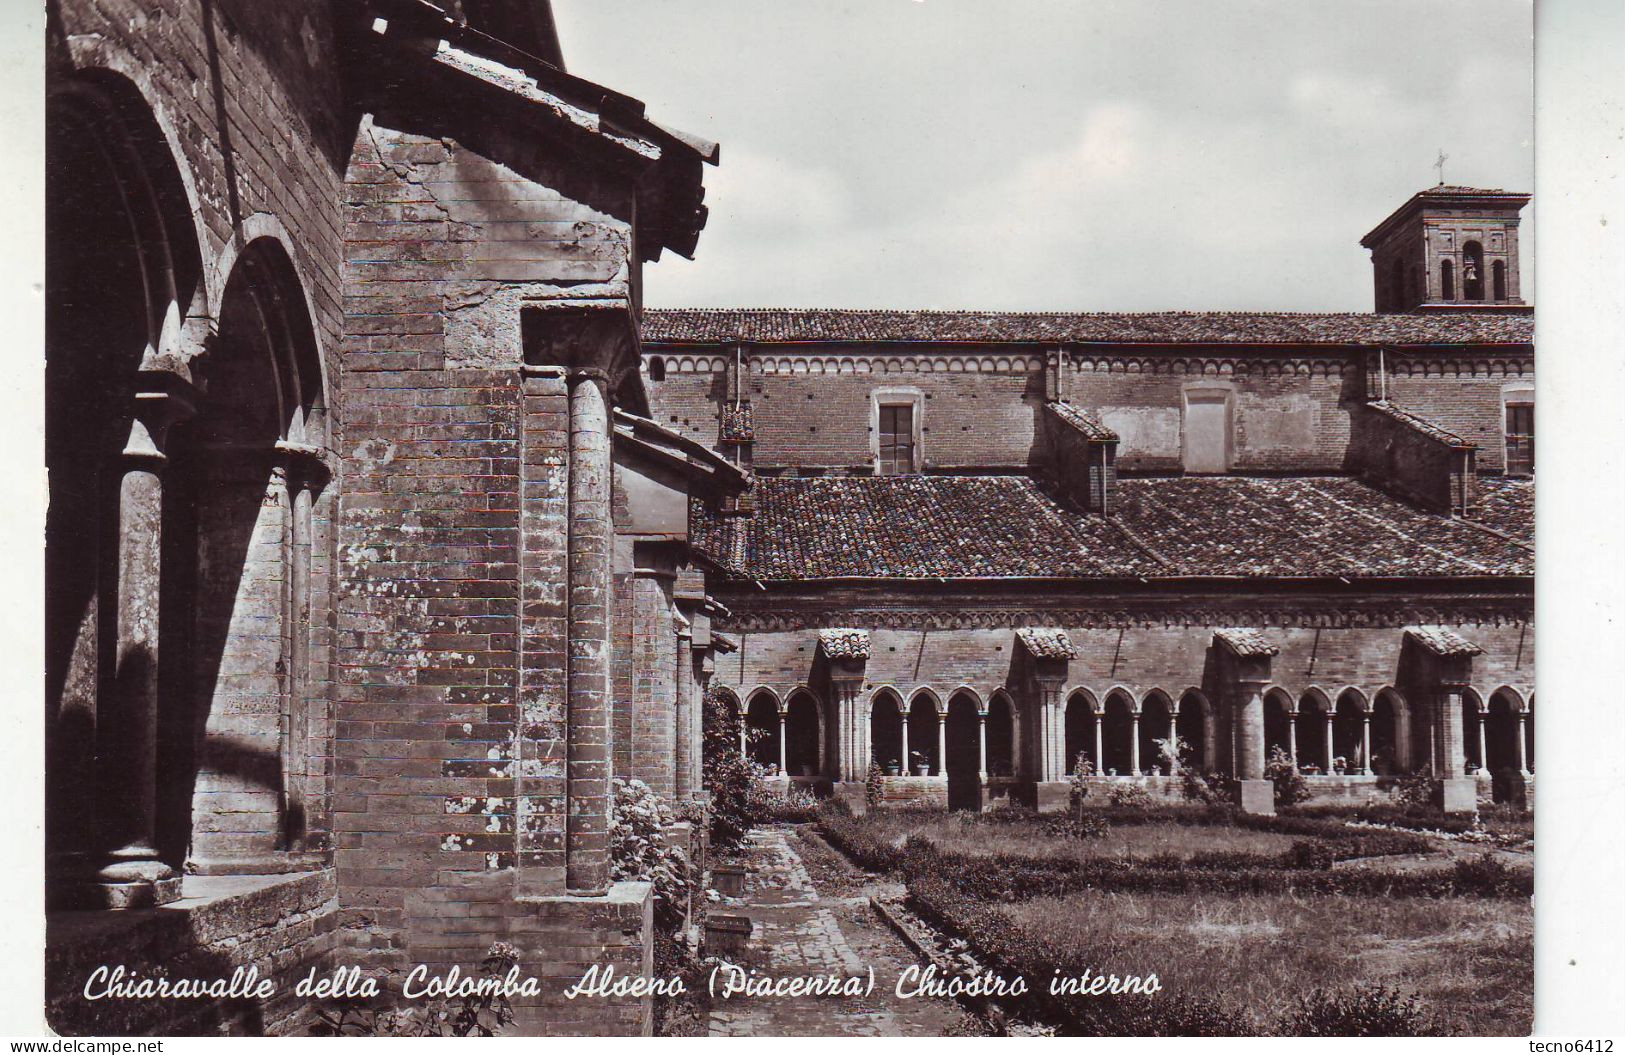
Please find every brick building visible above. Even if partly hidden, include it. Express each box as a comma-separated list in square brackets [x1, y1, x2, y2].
[44, 0, 739, 1035]
[642, 186, 1533, 820]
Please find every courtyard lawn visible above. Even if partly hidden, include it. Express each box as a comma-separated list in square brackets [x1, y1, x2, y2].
[839, 811, 1320, 863]
[997, 890, 1531, 1036]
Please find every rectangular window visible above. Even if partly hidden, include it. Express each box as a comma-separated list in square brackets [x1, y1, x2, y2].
[1183, 391, 1230, 473]
[878, 404, 915, 474]
[1505, 402, 1534, 475]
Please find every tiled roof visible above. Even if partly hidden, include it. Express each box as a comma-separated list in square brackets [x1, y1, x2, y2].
[1017, 627, 1077, 660]
[1367, 401, 1473, 448]
[643, 309, 1533, 346]
[1474, 477, 1533, 546]
[1046, 401, 1119, 442]
[691, 475, 1159, 581]
[1214, 629, 1280, 658]
[1405, 625, 1485, 657]
[692, 474, 1533, 582]
[1112, 476, 1530, 578]
[817, 628, 871, 660]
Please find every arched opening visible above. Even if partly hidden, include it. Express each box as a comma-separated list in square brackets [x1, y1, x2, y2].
[1297, 690, 1331, 774]
[46, 72, 207, 885]
[986, 693, 1015, 779]
[1441, 259, 1456, 301]
[1463, 241, 1486, 300]
[1176, 692, 1208, 771]
[647, 356, 666, 381]
[945, 693, 982, 810]
[745, 691, 781, 772]
[1101, 691, 1136, 777]
[1485, 690, 1524, 776]
[1264, 689, 1294, 766]
[1492, 259, 1507, 301]
[708, 687, 745, 764]
[1139, 691, 1175, 774]
[1064, 691, 1098, 774]
[906, 693, 941, 775]
[1462, 690, 1485, 774]
[870, 690, 906, 775]
[164, 238, 328, 870]
[1333, 690, 1367, 774]
[784, 690, 822, 778]
[1372, 690, 1404, 775]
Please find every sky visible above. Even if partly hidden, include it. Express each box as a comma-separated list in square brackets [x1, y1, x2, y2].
[551, 0, 1534, 312]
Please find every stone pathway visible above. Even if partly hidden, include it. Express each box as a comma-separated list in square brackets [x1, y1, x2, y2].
[706, 827, 962, 1037]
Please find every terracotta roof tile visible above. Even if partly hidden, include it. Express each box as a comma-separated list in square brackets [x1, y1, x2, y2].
[1046, 401, 1119, 442]
[1474, 477, 1534, 546]
[1367, 401, 1474, 448]
[817, 628, 871, 660]
[644, 309, 1533, 346]
[1016, 627, 1078, 660]
[1405, 625, 1485, 657]
[1215, 628, 1279, 657]
[691, 474, 1533, 582]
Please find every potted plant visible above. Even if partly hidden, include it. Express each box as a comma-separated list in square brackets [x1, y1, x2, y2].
[909, 751, 930, 776]
[883, 759, 901, 776]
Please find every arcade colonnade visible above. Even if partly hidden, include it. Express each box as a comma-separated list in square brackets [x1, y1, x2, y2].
[46, 71, 334, 908]
[712, 626, 1530, 814]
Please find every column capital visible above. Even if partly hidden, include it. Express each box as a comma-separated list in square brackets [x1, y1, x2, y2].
[274, 439, 334, 491]
[521, 299, 638, 385]
[122, 369, 200, 464]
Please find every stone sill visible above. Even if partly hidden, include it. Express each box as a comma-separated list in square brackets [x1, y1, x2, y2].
[48, 870, 336, 982]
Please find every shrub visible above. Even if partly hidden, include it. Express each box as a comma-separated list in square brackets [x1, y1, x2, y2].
[1041, 812, 1111, 840]
[1181, 766, 1228, 805]
[865, 761, 884, 810]
[1284, 985, 1437, 1036]
[1265, 745, 1309, 806]
[745, 779, 820, 823]
[1450, 853, 1525, 898]
[1107, 782, 1154, 808]
[610, 777, 690, 934]
[1395, 767, 1436, 812]
[1284, 840, 1336, 871]
[701, 686, 757, 851]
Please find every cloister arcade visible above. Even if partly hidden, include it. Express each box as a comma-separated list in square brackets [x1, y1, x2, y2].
[715, 675, 1533, 811]
[46, 70, 333, 907]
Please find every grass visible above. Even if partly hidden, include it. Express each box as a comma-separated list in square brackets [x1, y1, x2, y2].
[997, 890, 1531, 1036]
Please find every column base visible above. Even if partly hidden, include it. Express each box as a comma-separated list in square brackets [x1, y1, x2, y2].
[1437, 777, 1478, 814]
[49, 874, 183, 911]
[1235, 779, 1276, 816]
[1033, 780, 1071, 814]
[832, 781, 867, 816]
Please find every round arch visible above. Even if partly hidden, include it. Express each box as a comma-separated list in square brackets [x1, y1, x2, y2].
[1064, 689, 1100, 775]
[869, 688, 907, 775]
[1139, 689, 1176, 774]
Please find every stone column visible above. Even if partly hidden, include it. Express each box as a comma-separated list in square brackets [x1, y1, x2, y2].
[777, 707, 787, 775]
[674, 624, 694, 801]
[1360, 713, 1373, 776]
[936, 712, 946, 776]
[95, 376, 194, 908]
[566, 371, 612, 896]
[1232, 677, 1273, 815]
[1288, 712, 1298, 768]
[900, 711, 910, 770]
[830, 677, 864, 782]
[1515, 712, 1529, 775]
[1129, 713, 1141, 775]
[1475, 711, 1488, 775]
[275, 442, 329, 854]
[977, 712, 988, 780]
[1093, 716, 1103, 775]
[1324, 713, 1335, 773]
[1433, 680, 1476, 813]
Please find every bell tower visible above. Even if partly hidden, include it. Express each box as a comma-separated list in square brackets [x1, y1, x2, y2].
[1360, 186, 1531, 313]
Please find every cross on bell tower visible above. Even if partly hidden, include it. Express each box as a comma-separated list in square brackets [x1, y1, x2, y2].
[1434, 149, 1448, 185]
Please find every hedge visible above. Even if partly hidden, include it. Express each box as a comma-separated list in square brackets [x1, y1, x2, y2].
[902, 838, 1530, 901]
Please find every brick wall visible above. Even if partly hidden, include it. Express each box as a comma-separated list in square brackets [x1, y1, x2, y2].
[646, 346, 1534, 478]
